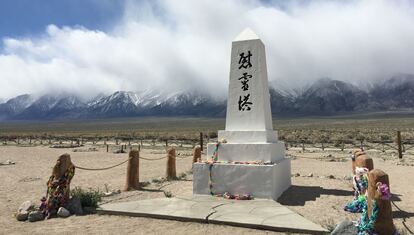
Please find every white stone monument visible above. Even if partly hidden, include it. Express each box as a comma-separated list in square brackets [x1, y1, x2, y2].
[193, 28, 291, 200]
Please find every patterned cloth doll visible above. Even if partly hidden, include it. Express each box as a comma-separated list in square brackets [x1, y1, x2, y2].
[345, 167, 369, 212]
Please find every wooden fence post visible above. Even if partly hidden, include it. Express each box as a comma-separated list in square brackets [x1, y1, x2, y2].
[199, 132, 203, 152]
[193, 146, 202, 163]
[367, 169, 395, 234]
[106, 144, 109, 153]
[124, 150, 140, 191]
[397, 131, 402, 159]
[166, 148, 177, 179]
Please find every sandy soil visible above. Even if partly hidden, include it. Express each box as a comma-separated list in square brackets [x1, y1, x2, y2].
[0, 145, 413, 235]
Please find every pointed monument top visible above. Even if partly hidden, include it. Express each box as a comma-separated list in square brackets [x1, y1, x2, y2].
[234, 28, 260, 42]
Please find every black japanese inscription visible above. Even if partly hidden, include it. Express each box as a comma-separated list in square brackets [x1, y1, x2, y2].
[238, 94, 252, 111]
[238, 72, 251, 91]
[238, 51, 252, 69]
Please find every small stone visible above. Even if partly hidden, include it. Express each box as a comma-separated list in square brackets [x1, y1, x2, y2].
[18, 201, 34, 213]
[5, 160, 15, 164]
[16, 211, 29, 221]
[331, 220, 357, 235]
[328, 175, 335, 179]
[343, 176, 353, 180]
[57, 207, 70, 218]
[293, 173, 300, 177]
[28, 211, 44, 222]
[307, 173, 313, 177]
[66, 197, 83, 215]
[103, 191, 115, 197]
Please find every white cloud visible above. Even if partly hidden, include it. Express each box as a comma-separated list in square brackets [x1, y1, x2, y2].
[1, 0, 414, 100]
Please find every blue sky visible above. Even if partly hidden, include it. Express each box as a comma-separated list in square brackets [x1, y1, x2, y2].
[0, 0, 124, 39]
[0, 0, 414, 100]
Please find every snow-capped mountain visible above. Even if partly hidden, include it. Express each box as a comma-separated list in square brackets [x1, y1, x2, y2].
[0, 94, 35, 120]
[0, 89, 226, 120]
[292, 78, 369, 114]
[0, 75, 413, 121]
[13, 94, 87, 120]
[370, 74, 414, 110]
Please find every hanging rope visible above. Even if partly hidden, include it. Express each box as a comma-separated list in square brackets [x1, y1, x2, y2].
[176, 154, 192, 159]
[74, 157, 132, 171]
[287, 154, 349, 161]
[74, 150, 189, 169]
[138, 156, 168, 161]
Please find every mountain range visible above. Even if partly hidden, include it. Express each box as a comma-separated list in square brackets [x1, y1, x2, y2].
[1, 74, 413, 121]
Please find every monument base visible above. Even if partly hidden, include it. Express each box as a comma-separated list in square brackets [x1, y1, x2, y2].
[207, 142, 286, 162]
[193, 158, 291, 200]
[218, 130, 278, 143]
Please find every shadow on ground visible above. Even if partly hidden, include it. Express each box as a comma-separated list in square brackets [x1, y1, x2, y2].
[278, 186, 404, 208]
[393, 210, 414, 219]
[277, 185, 352, 206]
[392, 200, 414, 219]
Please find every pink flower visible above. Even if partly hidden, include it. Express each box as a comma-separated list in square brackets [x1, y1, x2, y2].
[376, 182, 391, 200]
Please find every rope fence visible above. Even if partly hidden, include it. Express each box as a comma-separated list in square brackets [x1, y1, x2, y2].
[74, 157, 132, 171]
[74, 151, 192, 171]
[67, 146, 199, 193]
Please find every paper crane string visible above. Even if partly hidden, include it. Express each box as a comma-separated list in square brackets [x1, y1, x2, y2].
[357, 200, 379, 234]
[206, 140, 257, 200]
[344, 168, 369, 213]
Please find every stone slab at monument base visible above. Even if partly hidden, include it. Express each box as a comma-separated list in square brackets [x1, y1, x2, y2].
[97, 195, 329, 234]
[193, 158, 291, 200]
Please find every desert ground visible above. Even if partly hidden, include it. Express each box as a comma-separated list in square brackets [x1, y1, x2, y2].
[1, 142, 413, 235]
